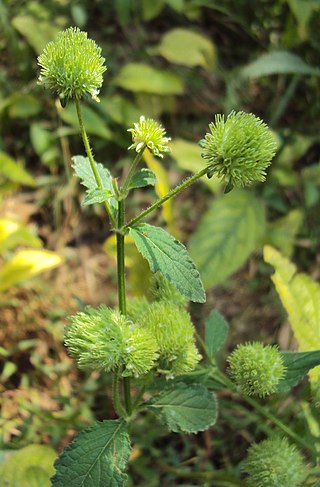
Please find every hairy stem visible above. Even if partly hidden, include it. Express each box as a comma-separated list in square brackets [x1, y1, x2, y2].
[123, 167, 208, 230]
[112, 369, 126, 417]
[121, 148, 146, 195]
[75, 98, 116, 228]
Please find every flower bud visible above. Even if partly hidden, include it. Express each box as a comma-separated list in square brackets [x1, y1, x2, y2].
[128, 116, 171, 158]
[143, 301, 201, 377]
[243, 436, 306, 487]
[227, 342, 286, 397]
[37, 27, 106, 103]
[199, 111, 277, 188]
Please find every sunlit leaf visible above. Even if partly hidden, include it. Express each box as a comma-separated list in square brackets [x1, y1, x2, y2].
[12, 15, 61, 54]
[0, 152, 35, 186]
[113, 63, 184, 95]
[0, 249, 63, 292]
[155, 28, 216, 69]
[0, 219, 42, 252]
[264, 245, 320, 384]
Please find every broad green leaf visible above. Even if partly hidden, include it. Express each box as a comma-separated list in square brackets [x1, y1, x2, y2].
[51, 420, 131, 487]
[241, 51, 320, 78]
[155, 28, 216, 69]
[142, 0, 165, 20]
[82, 188, 113, 206]
[0, 219, 42, 252]
[113, 63, 184, 95]
[265, 209, 303, 257]
[8, 94, 42, 118]
[59, 104, 111, 139]
[129, 169, 157, 189]
[277, 351, 320, 392]
[12, 16, 61, 54]
[72, 156, 117, 218]
[0, 444, 56, 487]
[170, 138, 221, 193]
[0, 249, 63, 292]
[264, 245, 320, 384]
[0, 152, 35, 186]
[205, 310, 229, 357]
[143, 150, 175, 234]
[130, 223, 205, 303]
[146, 383, 217, 433]
[189, 191, 266, 288]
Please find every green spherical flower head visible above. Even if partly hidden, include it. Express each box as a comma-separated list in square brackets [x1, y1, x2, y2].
[143, 301, 201, 377]
[122, 325, 159, 378]
[128, 116, 171, 158]
[199, 111, 277, 188]
[151, 272, 188, 308]
[65, 306, 126, 372]
[243, 436, 306, 487]
[227, 342, 286, 397]
[38, 27, 106, 103]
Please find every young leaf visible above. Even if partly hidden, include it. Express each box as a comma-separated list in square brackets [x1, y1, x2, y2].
[82, 188, 113, 206]
[72, 155, 117, 217]
[277, 351, 320, 392]
[51, 420, 131, 487]
[205, 310, 229, 357]
[189, 190, 266, 289]
[146, 383, 217, 433]
[128, 168, 157, 189]
[129, 223, 205, 303]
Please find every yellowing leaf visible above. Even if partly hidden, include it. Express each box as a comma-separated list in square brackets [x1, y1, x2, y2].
[143, 149, 175, 234]
[264, 245, 320, 383]
[0, 218, 42, 252]
[0, 249, 63, 292]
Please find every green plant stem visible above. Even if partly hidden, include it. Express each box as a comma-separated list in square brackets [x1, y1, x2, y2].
[75, 98, 116, 227]
[112, 369, 126, 417]
[121, 149, 145, 195]
[116, 199, 132, 416]
[122, 167, 208, 231]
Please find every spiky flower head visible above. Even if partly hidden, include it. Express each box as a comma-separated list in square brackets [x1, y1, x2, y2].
[128, 116, 171, 158]
[37, 27, 106, 104]
[65, 305, 158, 377]
[199, 111, 277, 189]
[143, 301, 201, 377]
[151, 273, 188, 308]
[227, 342, 286, 397]
[243, 436, 307, 487]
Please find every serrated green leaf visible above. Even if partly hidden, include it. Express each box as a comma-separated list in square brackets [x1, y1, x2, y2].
[0, 152, 35, 186]
[72, 156, 117, 218]
[82, 188, 113, 206]
[156, 28, 216, 69]
[277, 351, 320, 392]
[129, 223, 205, 303]
[0, 444, 56, 487]
[189, 190, 266, 288]
[205, 310, 229, 357]
[241, 51, 320, 78]
[113, 63, 184, 95]
[129, 169, 157, 189]
[146, 383, 217, 433]
[51, 420, 131, 487]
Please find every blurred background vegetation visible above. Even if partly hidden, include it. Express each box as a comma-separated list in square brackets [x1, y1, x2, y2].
[0, 0, 320, 485]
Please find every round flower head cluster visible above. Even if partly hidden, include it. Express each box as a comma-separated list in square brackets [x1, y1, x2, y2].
[227, 342, 286, 397]
[199, 111, 277, 188]
[37, 27, 106, 104]
[65, 305, 158, 378]
[143, 301, 201, 377]
[243, 436, 306, 487]
[151, 273, 188, 308]
[128, 116, 171, 158]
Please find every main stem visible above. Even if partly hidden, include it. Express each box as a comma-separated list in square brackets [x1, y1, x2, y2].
[123, 167, 208, 230]
[117, 199, 132, 415]
[75, 99, 116, 228]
